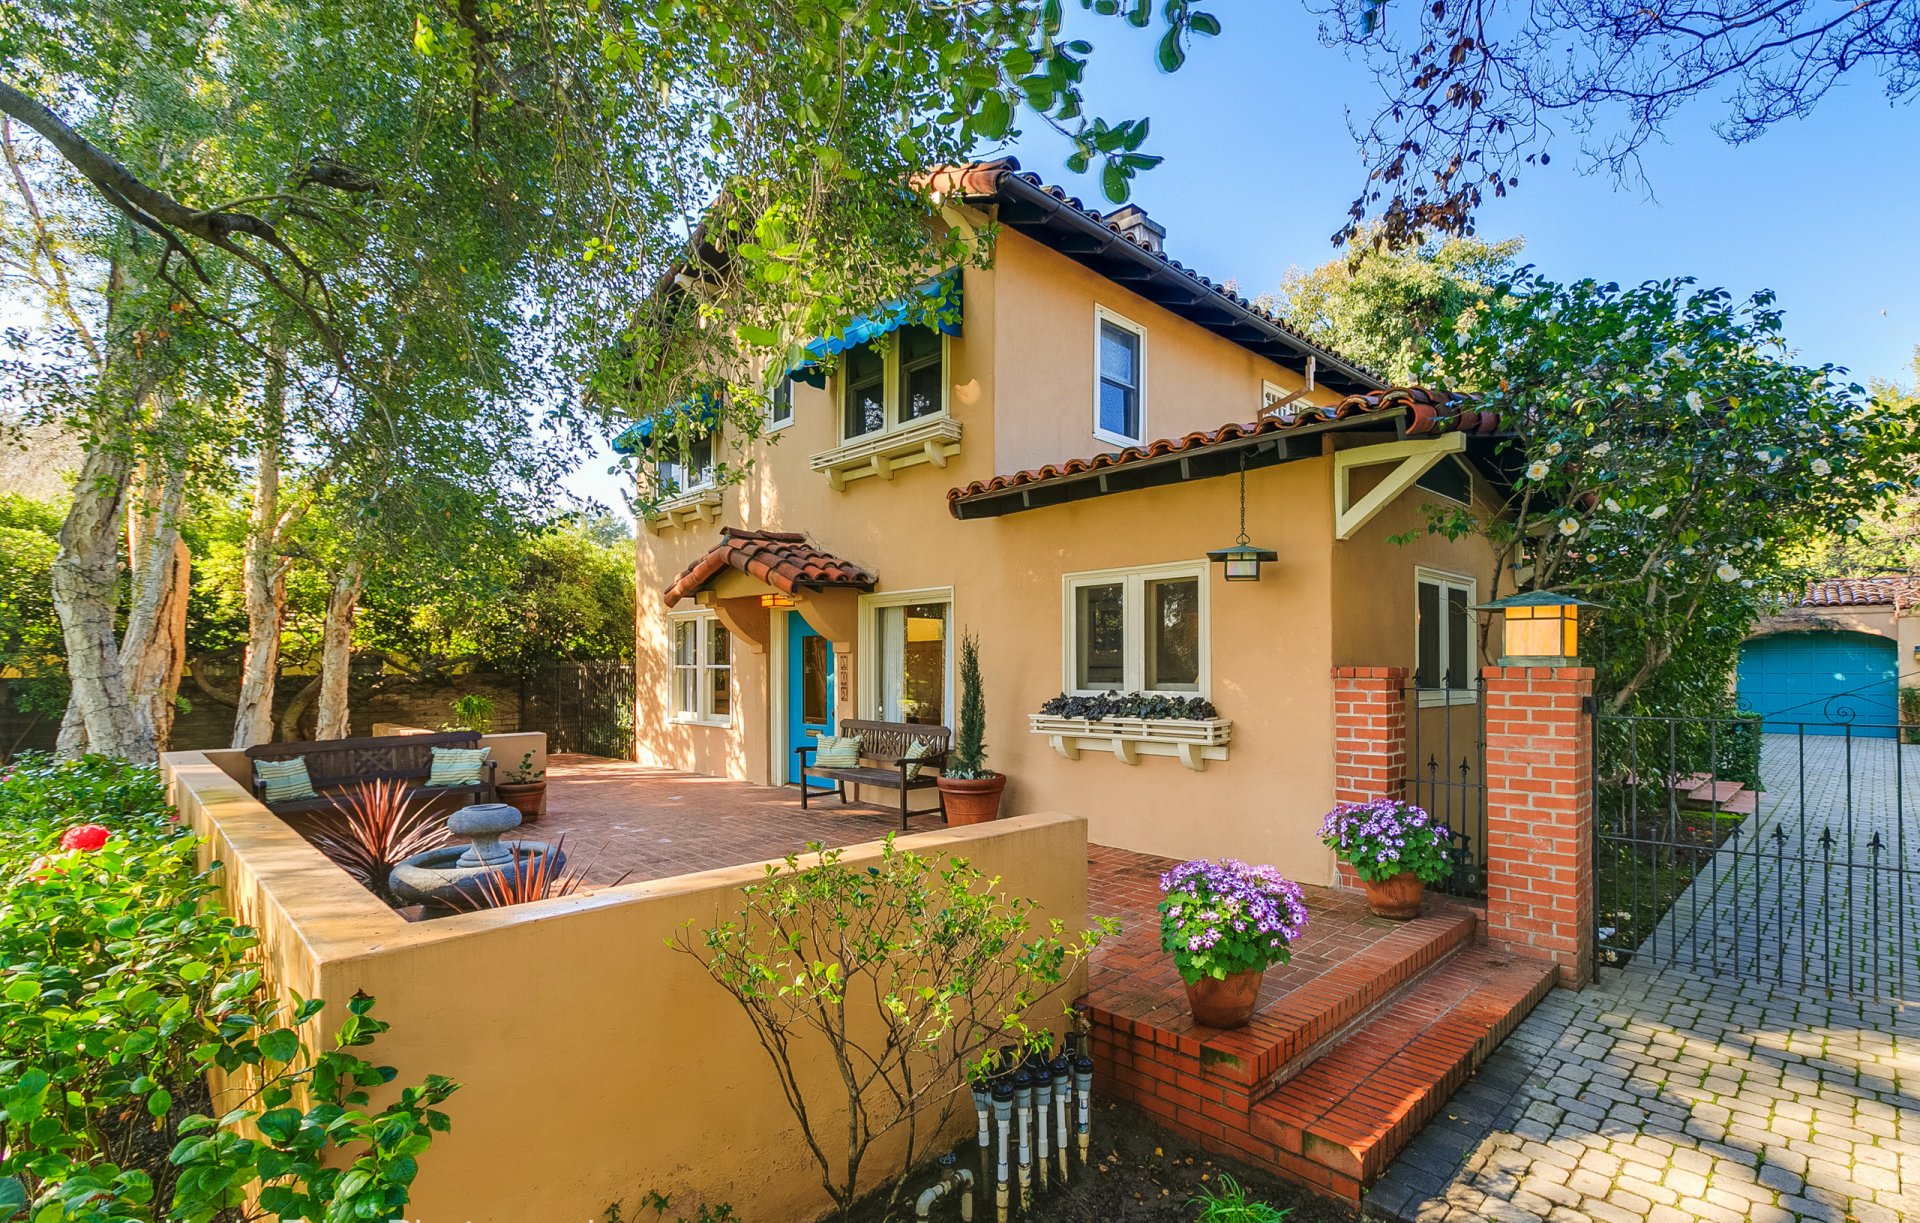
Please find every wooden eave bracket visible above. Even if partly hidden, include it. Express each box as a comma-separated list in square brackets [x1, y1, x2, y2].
[1333, 433, 1467, 541]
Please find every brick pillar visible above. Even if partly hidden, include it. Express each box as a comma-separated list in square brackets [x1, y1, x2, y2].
[1331, 667, 1409, 890]
[1482, 665, 1595, 989]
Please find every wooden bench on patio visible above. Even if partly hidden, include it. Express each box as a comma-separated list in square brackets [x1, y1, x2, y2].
[795, 719, 950, 831]
[244, 731, 497, 815]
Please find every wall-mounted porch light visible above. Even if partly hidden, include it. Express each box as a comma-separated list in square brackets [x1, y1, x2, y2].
[1207, 451, 1278, 582]
[760, 592, 797, 609]
[1474, 590, 1598, 665]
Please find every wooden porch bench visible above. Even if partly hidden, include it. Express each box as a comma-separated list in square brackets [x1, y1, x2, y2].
[244, 730, 497, 815]
[795, 719, 950, 831]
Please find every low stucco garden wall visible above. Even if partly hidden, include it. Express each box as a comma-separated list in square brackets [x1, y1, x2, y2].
[162, 749, 1090, 1223]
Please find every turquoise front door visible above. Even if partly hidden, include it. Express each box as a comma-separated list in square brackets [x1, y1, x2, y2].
[1736, 631, 1898, 738]
[787, 611, 837, 786]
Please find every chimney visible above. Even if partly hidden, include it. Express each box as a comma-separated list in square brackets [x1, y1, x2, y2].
[1102, 204, 1166, 254]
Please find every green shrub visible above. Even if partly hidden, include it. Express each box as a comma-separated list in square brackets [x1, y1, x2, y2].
[0, 754, 456, 1221]
[1190, 1173, 1290, 1222]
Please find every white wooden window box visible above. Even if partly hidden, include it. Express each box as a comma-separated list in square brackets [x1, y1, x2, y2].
[811, 416, 963, 491]
[645, 488, 723, 534]
[1028, 714, 1232, 772]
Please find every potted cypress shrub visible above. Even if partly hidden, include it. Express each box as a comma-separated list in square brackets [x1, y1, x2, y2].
[1319, 797, 1456, 919]
[936, 631, 1005, 824]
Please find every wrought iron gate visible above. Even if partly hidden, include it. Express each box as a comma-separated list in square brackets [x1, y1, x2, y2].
[1400, 681, 1488, 898]
[1593, 712, 1920, 1001]
[523, 662, 636, 760]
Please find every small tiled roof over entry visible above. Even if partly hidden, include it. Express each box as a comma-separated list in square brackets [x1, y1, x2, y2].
[1799, 576, 1920, 608]
[663, 527, 876, 607]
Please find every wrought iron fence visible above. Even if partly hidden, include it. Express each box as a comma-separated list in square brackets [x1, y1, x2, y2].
[1400, 681, 1488, 898]
[1594, 713, 1920, 1002]
[525, 661, 636, 760]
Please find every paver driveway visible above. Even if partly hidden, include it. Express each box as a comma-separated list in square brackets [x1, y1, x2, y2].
[1367, 733, 1920, 1222]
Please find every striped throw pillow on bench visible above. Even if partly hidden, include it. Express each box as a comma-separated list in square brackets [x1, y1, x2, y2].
[811, 735, 862, 768]
[254, 757, 318, 804]
[427, 746, 491, 787]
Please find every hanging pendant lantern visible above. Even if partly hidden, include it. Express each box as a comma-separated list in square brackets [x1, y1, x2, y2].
[1208, 450, 1278, 582]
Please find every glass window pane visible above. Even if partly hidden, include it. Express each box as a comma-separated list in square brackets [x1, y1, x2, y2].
[880, 602, 948, 724]
[1098, 381, 1137, 439]
[708, 664, 730, 718]
[674, 667, 697, 715]
[1446, 584, 1471, 689]
[1416, 581, 1441, 689]
[687, 433, 714, 485]
[900, 324, 942, 366]
[1145, 577, 1200, 690]
[802, 634, 829, 724]
[673, 621, 696, 666]
[1098, 321, 1140, 439]
[705, 618, 730, 667]
[1099, 322, 1137, 385]
[769, 377, 793, 424]
[1074, 583, 1126, 690]
[843, 344, 885, 437]
[901, 361, 943, 422]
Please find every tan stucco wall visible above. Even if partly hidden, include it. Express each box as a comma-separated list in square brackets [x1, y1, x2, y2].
[636, 227, 1499, 883]
[165, 750, 1089, 1223]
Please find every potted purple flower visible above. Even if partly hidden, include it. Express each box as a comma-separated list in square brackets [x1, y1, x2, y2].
[1319, 797, 1456, 919]
[1158, 858, 1310, 1029]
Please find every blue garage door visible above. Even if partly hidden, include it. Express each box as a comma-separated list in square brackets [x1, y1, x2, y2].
[1737, 631, 1898, 738]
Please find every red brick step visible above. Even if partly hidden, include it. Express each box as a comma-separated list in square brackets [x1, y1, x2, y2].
[1250, 945, 1556, 1202]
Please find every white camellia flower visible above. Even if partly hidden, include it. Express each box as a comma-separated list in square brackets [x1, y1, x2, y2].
[1650, 504, 1671, 520]
[1604, 498, 1621, 512]
[1740, 579, 1754, 589]
[1846, 517, 1862, 532]
[1526, 459, 1551, 480]
[1685, 390, 1705, 413]
[1811, 458, 1831, 476]
[1716, 563, 1740, 582]
[1589, 441, 1612, 457]
[1544, 440, 1563, 456]
[1558, 518, 1580, 536]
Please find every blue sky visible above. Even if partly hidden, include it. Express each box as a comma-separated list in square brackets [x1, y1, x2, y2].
[564, 3, 1920, 516]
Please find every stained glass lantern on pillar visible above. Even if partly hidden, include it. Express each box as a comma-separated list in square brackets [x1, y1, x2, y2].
[1207, 452, 1278, 582]
[1473, 591, 1597, 665]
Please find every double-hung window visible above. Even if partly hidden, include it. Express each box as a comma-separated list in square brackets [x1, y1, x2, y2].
[1095, 308, 1145, 445]
[840, 325, 947, 441]
[670, 611, 732, 724]
[862, 591, 952, 725]
[656, 429, 715, 497]
[1415, 568, 1476, 705]
[1064, 563, 1206, 695]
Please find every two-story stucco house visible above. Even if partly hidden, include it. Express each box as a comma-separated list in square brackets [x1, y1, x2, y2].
[627, 158, 1512, 884]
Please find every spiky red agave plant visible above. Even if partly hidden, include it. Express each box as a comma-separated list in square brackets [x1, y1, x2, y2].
[449, 835, 627, 911]
[311, 777, 453, 903]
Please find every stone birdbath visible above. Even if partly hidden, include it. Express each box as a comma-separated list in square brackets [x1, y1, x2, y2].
[388, 803, 567, 915]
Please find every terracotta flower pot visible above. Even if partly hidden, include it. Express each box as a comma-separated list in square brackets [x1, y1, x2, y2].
[937, 774, 1006, 824]
[1183, 968, 1265, 1029]
[1363, 870, 1426, 920]
[495, 780, 547, 822]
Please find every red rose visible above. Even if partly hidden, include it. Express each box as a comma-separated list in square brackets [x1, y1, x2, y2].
[59, 824, 111, 852]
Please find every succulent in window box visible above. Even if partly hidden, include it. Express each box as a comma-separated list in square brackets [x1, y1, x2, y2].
[1036, 690, 1220, 721]
[937, 631, 1005, 824]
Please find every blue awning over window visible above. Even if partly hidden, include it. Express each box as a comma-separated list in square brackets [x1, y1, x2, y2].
[787, 269, 963, 388]
[611, 388, 720, 456]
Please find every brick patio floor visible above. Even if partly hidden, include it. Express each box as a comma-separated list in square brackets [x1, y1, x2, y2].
[535, 753, 935, 886]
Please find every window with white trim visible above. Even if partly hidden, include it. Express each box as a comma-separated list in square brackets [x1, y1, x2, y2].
[1064, 563, 1206, 695]
[670, 611, 732, 723]
[840, 325, 948, 441]
[860, 591, 952, 725]
[656, 429, 716, 497]
[1095, 308, 1145, 444]
[767, 377, 793, 430]
[1415, 569, 1476, 704]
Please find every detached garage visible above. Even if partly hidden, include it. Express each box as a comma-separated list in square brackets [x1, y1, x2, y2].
[1737, 576, 1917, 739]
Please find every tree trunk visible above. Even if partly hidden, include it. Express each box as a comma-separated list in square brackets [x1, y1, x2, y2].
[314, 559, 363, 739]
[121, 440, 191, 751]
[231, 362, 288, 749]
[51, 435, 147, 759]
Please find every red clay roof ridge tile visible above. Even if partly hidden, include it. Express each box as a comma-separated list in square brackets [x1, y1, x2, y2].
[664, 528, 877, 606]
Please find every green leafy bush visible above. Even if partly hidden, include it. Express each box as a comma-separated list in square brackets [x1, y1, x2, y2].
[0, 754, 456, 1221]
[1037, 691, 1219, 721]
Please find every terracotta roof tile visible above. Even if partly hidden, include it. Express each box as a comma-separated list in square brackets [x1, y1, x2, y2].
[664, 527, 876, 607]
[1799, 576, 1920, 608]
[947, 387, 1496, 506]
[924, 158, 1388, 388]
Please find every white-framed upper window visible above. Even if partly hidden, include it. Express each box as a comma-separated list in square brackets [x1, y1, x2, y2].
[1415, 567, 1477, 706]
[656, 429, 716, 498]
[767, 377, 794, 430]
[858, 588, 954, 726]
[840, 326, 948, 442]
[670, 609, 732, 724]
[1063, 561, 1206, 696]
[1094, 307, 1146, 446]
